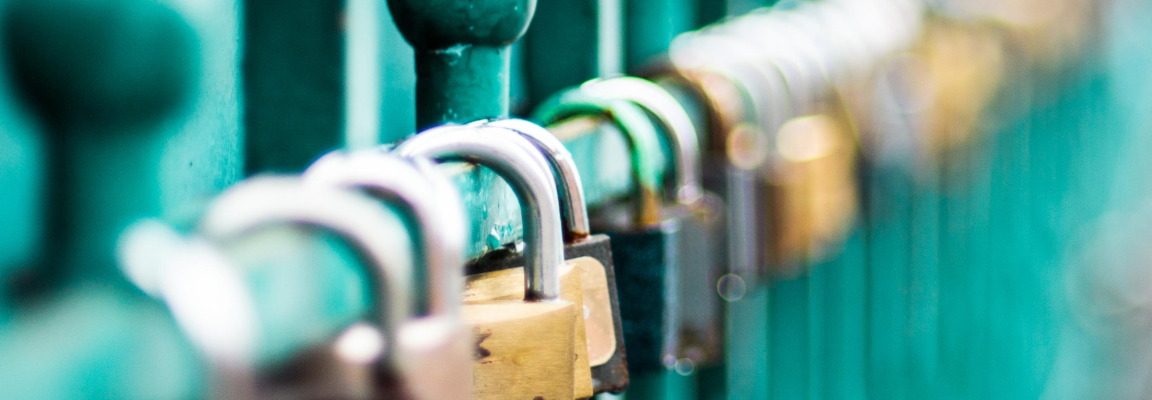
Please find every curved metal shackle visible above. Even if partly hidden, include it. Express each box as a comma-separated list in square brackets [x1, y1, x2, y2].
[485, 118, 591, 242]
[303, 151, 468, 319]
[726, 12, 821, 113]
[198, 176, 415, 367]
[581, 77, 704, 205]
[532, 89, 666, 227]
[671, 31, 792, 141]
[394, 125, 565, 301]
[118, 221, 259, 400]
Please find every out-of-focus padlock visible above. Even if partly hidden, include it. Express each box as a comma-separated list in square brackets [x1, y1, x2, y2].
[198, 176, 417, 400]
[395, 125, 581, 400]
[303, 152, 474, 400]
[534, 88, 683, 373]
[118, 222, 261, 400]
[582, 77, 728, 368]
[721, 14, 862, 274]
[664, 28, 792, 286]
[459, 117, 632, 394]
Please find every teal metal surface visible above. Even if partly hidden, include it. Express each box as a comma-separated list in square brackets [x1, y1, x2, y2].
[244, 0, 344, 174]
[388, 0, 537, 129]
[8, 0, 1152, 398]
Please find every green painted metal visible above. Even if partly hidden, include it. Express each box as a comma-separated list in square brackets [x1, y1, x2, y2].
[244, 0, 345, 174]
[625, 0, 694, 72]
[522, 0, 622, 109]
[388, 0, 537, 129]
[0, 0, 221, 398]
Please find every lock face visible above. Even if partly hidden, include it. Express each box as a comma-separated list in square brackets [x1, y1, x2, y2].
[669, 192, 726, 365]
[604, 219, 682, 372]
[464, 257, 595, 398]
[467, 234, 630, 393]
[465, 118, 632, 394]
[394, 125, 581, 400]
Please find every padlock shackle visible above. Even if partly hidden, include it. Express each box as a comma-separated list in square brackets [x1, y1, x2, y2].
[396, 125, 565, 301]
[118, 222, 260, 400]
[532, 91, 666, 227]
[582, 77, 704, 205]
[199, 177, 415, 368]
[670, 32, 792, 143]
[304, 152, 468, 320]
[485, 118, 592, 243]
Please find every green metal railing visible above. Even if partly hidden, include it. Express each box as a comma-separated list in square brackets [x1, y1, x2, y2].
[1, 0, 1145, 399]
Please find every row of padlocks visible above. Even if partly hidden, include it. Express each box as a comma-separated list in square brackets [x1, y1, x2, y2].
[0, 0, 1129, 398]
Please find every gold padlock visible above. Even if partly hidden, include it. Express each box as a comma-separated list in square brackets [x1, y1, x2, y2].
[396, 124, 580, 400]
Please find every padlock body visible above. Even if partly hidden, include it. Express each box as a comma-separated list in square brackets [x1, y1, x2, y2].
[606, 219, 682, 372]
[462, 301, 578, 400]
[465, 234, 631, 394]
[463, 261, 595, 398]
[562, 235, 631, 393]
[668, 193, 727, 366]
[396, 317, 474, 400]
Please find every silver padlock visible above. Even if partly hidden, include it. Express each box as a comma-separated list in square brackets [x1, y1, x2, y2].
[304, 152, 473, 400]
[199, 176, 416, 400]
[583, 76, 728, 368]
[117, 221, 260, 400]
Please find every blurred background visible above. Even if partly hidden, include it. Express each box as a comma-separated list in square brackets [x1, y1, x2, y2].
[2, 0, 1152, 398]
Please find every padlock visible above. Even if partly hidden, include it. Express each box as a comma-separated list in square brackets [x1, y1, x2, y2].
[533, 88, 683, 374]
[459, 117, 632, 394]
[117, 221, 260, 400]
[667, 28, 790, 276]
[663, 28, 793, 287]
[394, 125, 584, 400]
[303, 152, 474, 400]
[718, 13, 862, 275]
[581, 77, 728, 368]
[198, 176, 418, 400]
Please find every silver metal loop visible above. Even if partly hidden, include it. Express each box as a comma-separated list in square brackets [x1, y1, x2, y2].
[395, 125, 565, 301]
[118, 221, 259, 400]
[672, 32, 792, 143]
[199, 176, 415, 368]
[484, 118, 592, 241]
[723, 14, 822, 113]
[581, 76, 704, 205]
[304, 151, 467, 320]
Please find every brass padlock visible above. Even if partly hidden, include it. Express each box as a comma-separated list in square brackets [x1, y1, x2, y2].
[583, 77, 728, 368]
[198, 176, 417, 399]
[720, 14, 862, 274]
[534, 89, 683, 374]
[466, 117, 632, 393]
[665, 29, 791, 285]
[395, 125, 582, 400]
[304, 151, 474, 400]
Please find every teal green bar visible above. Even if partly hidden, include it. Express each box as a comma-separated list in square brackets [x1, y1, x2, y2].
[523, 0, 603, 108]
[726, 284, 770, 400]
[908, 163, 942, 399]
[770, 275, 809, 399]
[625, 0, 694, 71]
[864, 161, 912, 400]
[625, 370, 697, 400]
[243, 0, 345, 174]
[818, 228, 868, 400]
